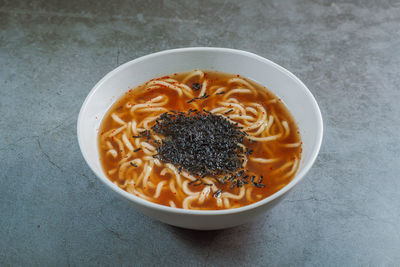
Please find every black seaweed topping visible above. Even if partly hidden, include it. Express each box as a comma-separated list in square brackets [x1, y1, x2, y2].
[187, 93, 210, 103]
[152, 111, 247, 177]
[132, 130, 151, 140]
[148, 110, 266, 189]
[253, 182, 265, 188]
[130, 162, 138, 167]
[245, 148, 253, 156]
[213, 189, 222, 198]
[224, 109, 234, 115]
[191, 83, 201, 90]
[189, 178, 200, 185]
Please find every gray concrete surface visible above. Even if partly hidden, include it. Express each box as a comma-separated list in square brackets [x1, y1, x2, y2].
[1, 0, 400, 266]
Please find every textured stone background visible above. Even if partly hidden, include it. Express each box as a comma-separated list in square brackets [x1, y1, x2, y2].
[1, 0, 400, 266]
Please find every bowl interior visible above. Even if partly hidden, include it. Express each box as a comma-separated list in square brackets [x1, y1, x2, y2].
[77, 48, 323, 214]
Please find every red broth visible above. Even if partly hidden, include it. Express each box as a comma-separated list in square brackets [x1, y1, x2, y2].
[98, 70, 301, 210]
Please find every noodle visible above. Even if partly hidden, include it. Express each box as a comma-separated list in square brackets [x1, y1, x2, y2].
[154, 181, 167, 198]
[98, 70, 302, 210]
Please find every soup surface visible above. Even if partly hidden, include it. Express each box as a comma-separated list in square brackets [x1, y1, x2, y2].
[98, 70, 301, 210]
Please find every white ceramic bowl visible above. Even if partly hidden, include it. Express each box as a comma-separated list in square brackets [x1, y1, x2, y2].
[77, 47, 323, 230]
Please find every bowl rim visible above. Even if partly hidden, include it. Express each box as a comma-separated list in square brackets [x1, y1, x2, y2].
[77, 47, 323, 216]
